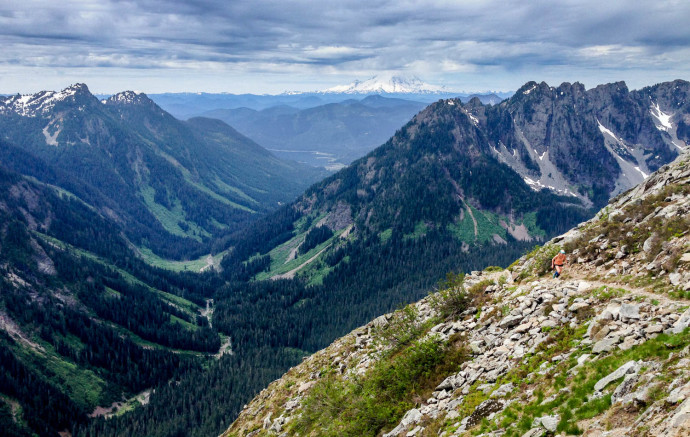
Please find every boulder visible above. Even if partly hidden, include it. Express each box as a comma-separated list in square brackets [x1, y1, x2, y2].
[541, 320, 558, 329]
[618, 335, 638, 351]
[668, 307, 690, 334]
[493, 346, 510, 356]
[594, 360, 639, 391]
[568, 302, 590, 312]
[514, 322, 531, 334]
[600, 303, 621, 320]
[491, 382, 515, 398]
[667, 397, 690, 434]
[383, 408, 422, 437]
[499, 314, 523, 329]
[612, 372, 639, 404]
[298, 381, 317, 394]
[436, 375, 456, 391]
[643, 235, 656, 253]
[533, 414, 560, 432]
[577, 354, 591, 366]
[577, 281, 591, 292]
[469, 341, 484, 354]
[668, 382, 690, 404]
[620, 303, 641, 319]
[593, 335, 620, 353]
[460, 399, 505, 431]
[645, 324, 664, 335]
[262, 412, 273, 429]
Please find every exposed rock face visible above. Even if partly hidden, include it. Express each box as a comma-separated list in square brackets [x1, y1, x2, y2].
[476, 80, 688, 202]
[223, 151, 690, 436]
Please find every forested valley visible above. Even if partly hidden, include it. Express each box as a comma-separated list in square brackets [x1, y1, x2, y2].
[0, 148, 589, 436]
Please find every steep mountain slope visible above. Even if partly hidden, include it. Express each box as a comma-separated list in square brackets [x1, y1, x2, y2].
[214, 87, 595, 350]
[224, 151, 690, 437]
[0, 163, 225, 436]
[4, 79, 685, 437]
[221, 80, 690, 290]
[0, 84, 324, 259]
[202, 96, 428, 168]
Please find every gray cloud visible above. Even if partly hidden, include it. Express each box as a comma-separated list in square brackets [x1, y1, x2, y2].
[1, 0, 689, 93]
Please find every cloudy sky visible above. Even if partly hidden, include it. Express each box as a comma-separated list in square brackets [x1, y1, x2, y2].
[2, 0, 690, 94]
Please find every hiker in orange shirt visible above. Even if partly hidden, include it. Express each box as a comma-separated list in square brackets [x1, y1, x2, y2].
[552, 250, 567, 279]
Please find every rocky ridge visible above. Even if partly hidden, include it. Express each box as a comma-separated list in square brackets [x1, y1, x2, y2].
[223, 151, 690, 436]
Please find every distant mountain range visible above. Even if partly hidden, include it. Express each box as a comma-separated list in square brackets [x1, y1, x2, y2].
[0, 84, 325, 259]
[184, 76, 506, 169]
[145, 75, 509, 119]
[222, 79, 690, 276]
[201, 95, 429, 169]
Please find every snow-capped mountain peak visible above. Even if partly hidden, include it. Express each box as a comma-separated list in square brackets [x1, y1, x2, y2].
[322, 75, 445, 94]
[0, 83, 91, 117]
[105, 90, 150, 105]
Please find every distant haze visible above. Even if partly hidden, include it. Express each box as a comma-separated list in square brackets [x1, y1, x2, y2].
[2, 1, 690, 94]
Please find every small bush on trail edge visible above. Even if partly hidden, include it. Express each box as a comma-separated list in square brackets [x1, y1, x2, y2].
[533, 244, 562, 277]
[373, 305, 424, 349]
[429, 273, 493, 322]
[429, 272, 471, 321]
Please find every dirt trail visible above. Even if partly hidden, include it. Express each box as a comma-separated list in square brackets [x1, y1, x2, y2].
[201, 299, 214, 328]
[464, 203, 478, 238]
[215, 337, 232, 359]
[199, 254, 215, 272]
[272, 246, 330, 280]
[560, 267, 690, 306]
[441, 165, 478, 238]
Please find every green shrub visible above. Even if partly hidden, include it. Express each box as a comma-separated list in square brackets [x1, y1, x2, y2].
[533, 244, 562, 276]
[429, 273, 492, 322]
[429, 272, 470, 321]
[294, 338, 467, 437]
[373, 305, 423, 348]
[467, 279, 494, 295]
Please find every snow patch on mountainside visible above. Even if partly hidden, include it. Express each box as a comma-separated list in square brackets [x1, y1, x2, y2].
[522, 84, 537, 95]
[597, 119, 652, 196]
[523, 176, 578, 197]
[597, 120, 625, 145]
[634, 166, 649, 179]
[650, 102, 673, 131]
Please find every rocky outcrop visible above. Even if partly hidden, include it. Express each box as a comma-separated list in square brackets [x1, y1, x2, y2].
[224, 151, 690, 436]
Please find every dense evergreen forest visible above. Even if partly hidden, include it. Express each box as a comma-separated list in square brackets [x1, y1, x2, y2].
[78, 183, 590, 436]
[0, 155, 590, 436]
